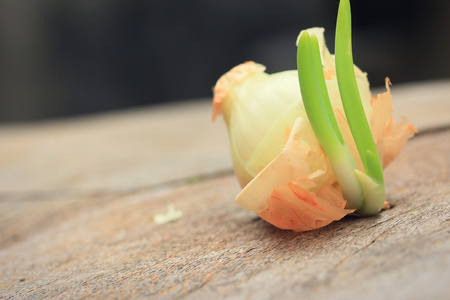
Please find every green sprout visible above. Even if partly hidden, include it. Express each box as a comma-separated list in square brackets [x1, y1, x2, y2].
[297, 0, 385, 215]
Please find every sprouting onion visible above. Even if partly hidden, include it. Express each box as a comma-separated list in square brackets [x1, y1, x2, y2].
[212, 0, 417, 231]
[297, 0, 385, 215]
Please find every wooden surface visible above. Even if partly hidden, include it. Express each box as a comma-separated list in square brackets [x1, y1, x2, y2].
[1, 80, 449, 299]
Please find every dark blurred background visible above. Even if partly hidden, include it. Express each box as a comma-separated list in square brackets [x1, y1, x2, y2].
[0, 0, 449, 122]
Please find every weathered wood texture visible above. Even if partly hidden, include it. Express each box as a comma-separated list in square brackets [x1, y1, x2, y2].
[1, 80, 449, 299]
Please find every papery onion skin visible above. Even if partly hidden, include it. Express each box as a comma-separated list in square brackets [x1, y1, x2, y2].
[212, 28, 416, 231]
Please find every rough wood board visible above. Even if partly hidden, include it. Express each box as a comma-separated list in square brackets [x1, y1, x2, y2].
[389, 80, 450, 132]
[1, 130, 449, 299]
[1, 80, 450, 299]
[0, 101, 231, 192]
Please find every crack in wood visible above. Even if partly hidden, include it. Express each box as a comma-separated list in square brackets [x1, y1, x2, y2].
[0, 169, 234, 203]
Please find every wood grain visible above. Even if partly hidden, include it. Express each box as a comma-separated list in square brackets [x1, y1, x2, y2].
[0, 80, 449, 299]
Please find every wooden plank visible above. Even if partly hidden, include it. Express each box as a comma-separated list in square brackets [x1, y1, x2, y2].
[0, 101, 231, 192]
[0, 80, 449, 299]
[0, 129, 449, 299]
[389, 79, 450, 132]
